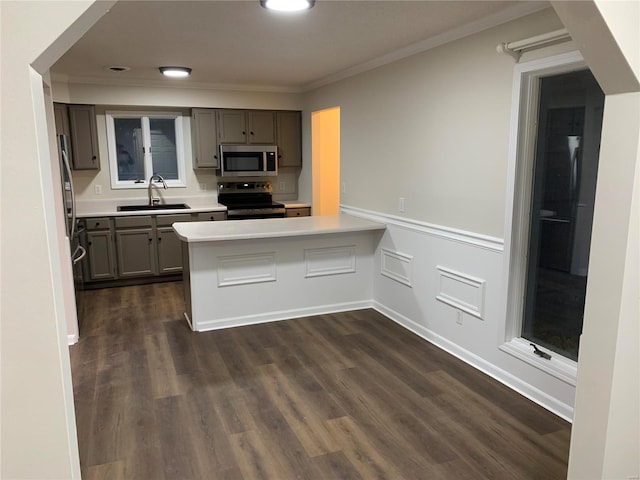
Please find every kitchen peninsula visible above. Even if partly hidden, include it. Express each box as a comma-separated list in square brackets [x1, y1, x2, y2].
[173, 214, 386, 331]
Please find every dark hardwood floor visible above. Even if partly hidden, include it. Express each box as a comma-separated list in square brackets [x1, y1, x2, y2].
[71, 282, 571, 479]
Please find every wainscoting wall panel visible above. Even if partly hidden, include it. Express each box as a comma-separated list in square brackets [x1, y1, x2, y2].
[218, 252, 276, 287]
[342, 205, 575, 421]
[304, 245, 356, 278]
[435, 265, 485, 319]
[381, 248, 413, 287]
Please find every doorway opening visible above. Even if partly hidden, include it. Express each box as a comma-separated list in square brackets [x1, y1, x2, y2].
[311, 107, 340, 215]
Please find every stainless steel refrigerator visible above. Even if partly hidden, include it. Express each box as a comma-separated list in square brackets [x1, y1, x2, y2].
[58, 134, 86, 279]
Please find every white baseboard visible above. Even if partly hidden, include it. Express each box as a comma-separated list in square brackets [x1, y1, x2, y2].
[194, 300, 374, 332]
[373, 301, 574, 422]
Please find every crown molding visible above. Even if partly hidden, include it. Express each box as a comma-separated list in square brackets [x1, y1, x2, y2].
[303, 2, 550, 92]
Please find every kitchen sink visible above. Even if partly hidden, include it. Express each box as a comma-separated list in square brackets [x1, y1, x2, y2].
[117, 203, 190, 212]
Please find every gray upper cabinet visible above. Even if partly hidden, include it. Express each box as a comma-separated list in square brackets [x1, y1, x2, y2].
[276, 111, 302, 167]
[191, 108, 219, 169]
[217, 110, 247, 144]
[53, 103, 74, 162]
[68, 105, 100, 170]
[217, 109, 276, 145]
[248, 111, 276, 144]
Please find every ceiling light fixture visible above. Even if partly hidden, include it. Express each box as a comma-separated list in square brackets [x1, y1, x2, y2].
[260, 0, 315, 12]
[159, 66, 192, 78]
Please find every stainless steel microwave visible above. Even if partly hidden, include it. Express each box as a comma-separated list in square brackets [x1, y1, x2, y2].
[219, 145, 278, 177]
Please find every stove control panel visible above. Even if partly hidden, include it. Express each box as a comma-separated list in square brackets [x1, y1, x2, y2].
[218, 181, 272, 194]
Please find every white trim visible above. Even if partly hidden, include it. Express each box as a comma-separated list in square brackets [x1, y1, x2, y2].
[304, 245, 356, 278]
[499, 338, 577, 386]
[381, 248, 413, 287]
[51, 72, 305, 94]
[193, 300, 373, 332]
[374, 301, 574, 422]
[305, 2, 549, 91]
[340, 204, 504, 253]
[435, 265, 486, 320]
[67, 334, 79, 346]
[501, 52, 587, 355]
[105, 110, 187, 189]
[217, 252, 277, 287]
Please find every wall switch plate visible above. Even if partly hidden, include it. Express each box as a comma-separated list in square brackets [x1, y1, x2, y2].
[279, 181, 286, 191]
[341, 182, 346, 193]
[200, 183, 207, 191]
[398, 197, 405, 212]
[94, 184, 102, 195]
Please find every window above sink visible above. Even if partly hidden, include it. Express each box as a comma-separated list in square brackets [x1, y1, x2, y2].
[106, 111, 187, 189]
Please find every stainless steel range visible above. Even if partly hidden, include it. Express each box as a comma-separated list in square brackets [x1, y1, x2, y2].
[217, 181, 285, 220]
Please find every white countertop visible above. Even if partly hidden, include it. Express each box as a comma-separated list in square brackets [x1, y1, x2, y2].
[280, 201, 311, 208]
[76, 197, 226, 217]
[173, 213, 386, 243]
[75, 197, 310, 217]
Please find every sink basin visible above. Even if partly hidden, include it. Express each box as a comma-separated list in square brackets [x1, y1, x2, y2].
[117, 203, 190, 212]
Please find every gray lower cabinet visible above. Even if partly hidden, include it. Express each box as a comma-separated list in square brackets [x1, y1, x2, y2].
[81, 213, 201, 285]
[115, 216, 156, 277]
[285, 207, 311, 217]
[157, 214, 192, 273]
[83, 218, 117, 280]
[194, 211, 226, 222]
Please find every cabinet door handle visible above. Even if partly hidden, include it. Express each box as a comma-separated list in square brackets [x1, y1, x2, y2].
[88, 241, 92, 246]
[158, 236, 162, 242]
[149, 238, 153, 243]
[250, 131, 254, 135]
[242, 131, 246, 135]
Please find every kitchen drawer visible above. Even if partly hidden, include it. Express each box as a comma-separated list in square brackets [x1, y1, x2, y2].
[115, 216, 153, 229]
[157, 214, 192, 227]
[84, 217, 111, 230]
[194, 211, 226, 222]
[285, 207, 311, 217]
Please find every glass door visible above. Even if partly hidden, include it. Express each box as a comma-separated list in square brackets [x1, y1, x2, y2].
[522, 69, 604, 360]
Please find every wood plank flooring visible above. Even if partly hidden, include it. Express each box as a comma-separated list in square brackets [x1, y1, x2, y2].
[71, 282, 571, 479]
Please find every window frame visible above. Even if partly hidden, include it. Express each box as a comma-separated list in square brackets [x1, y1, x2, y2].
[500, 51, 588, 386]
[105, 111, 187, 189]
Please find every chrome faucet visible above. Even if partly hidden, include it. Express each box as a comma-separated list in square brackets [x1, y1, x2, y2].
[148, 174, 167, 205]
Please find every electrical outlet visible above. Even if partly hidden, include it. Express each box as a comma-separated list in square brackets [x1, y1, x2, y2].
[94, 184, 102, 195]
[200, 183, 207, 191]
[341, 182, 346, 194]
[398, 197, 405, 212]
[279, 181, 286, 191]
[456, 310, 463, 325]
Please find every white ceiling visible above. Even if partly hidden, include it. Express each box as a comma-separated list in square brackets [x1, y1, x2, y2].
[51, 0, 548, 92]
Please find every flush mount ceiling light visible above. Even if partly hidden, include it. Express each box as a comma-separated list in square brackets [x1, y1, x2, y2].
[260, 0, 315, 12]
[159, 66, 192, 78]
